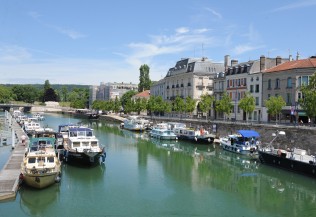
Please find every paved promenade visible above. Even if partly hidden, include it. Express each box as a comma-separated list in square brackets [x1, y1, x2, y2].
[0, 115, 28, 201]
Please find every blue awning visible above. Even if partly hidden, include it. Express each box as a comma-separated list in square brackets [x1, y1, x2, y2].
[237, 130, 260, 138]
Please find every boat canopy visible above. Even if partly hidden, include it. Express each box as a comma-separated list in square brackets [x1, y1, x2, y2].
[237, 130, 260, 138]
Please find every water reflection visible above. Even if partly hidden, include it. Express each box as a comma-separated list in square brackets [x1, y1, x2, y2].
[16, 116, 316, 217]
[19, 184, 60, 216]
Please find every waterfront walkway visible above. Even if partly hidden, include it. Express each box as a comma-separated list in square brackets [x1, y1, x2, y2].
[0, 115, 28, 201]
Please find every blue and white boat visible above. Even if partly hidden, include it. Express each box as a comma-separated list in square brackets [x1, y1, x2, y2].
[220, 130, 260, 155]
[150, 123, 178, 140]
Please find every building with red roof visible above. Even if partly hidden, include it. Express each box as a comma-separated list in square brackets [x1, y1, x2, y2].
[262, 56, 316, 123]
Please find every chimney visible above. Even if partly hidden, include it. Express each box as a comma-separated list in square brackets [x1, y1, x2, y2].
[224, 55, 230, 70]
[231, 59, 238, 66]
[260, 55, 266, 71]
[296, 52, 300, 60]
[289, 54, 292, 61]
[276, 56, 282, 65]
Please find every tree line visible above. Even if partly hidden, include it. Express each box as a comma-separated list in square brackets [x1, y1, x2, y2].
[0, 80, 89, 108]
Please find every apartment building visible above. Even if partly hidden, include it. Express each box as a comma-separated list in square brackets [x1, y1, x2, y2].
[151, 57, 225, 117]
[263, 56, 316, 123]
[225, 55, 289, 122]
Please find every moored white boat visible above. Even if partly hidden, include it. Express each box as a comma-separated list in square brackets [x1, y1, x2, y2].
[150, 123, 178, 140]
[173, 126, 215, 144]
[220, 130, 260, 155]
[122, 116, 150, 131]
[62, 126, 106, 166]
[33, 113, 45, 121]
[21, 137, 61, 189]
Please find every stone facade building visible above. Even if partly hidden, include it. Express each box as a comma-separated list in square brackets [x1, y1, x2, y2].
[225, 55, 289, 122]
[263, 56, 316, 123]
[89, 82, 138, 108]
[151, 57, 225, 117]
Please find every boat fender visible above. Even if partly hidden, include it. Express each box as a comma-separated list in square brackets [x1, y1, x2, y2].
[245, 142, 250, 146]
[195, 137, 197, 142]
[35, 177, 40, 183]
[55, 175, 61, 183]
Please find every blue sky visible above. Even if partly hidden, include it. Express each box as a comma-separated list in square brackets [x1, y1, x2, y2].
[0, 0, 315, 85]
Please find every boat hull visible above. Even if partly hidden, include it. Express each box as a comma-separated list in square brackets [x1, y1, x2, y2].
[64, 150, 103, 167]
[258, 151, 316, 178]
[221, 142, 257, 156]
[22, 172, 60, 189]
[150, 134, 177, 140]
[177, 135, 214, 144]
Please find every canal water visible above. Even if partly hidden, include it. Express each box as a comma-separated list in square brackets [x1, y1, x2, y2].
[1, 113, 316, 217]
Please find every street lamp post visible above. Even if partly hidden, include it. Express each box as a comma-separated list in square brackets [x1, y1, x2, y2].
[235, 82, 237, 121]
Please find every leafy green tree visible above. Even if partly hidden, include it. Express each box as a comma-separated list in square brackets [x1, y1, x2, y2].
[124, 98, 134, 114]
[155, 96, 165, 116]
[60, 86, 68, 102]
[138, 64, 151, 92]
[215, 92, 233, 120]
[199, 94, 215, 120]
[11, 85, 40, 103]
[299, 72, 316, 123]
[163, 101, 172, 114]
[68, 88, 89, 108]
[113, 97, 121, 113]
[43, 87, 58, 102]
[92, 100, 105, 111]
[146, 95, 156, 117]
[184, 96, 196, 117]
[265, 95, 286, 123]
[120, 90, 137, 111]
[0, 85, 13, 103]
[238, 92, 255, 122]
[173, 96, 185, 117]
[44, 80, 51, 91]
[134, 98, 147, 115]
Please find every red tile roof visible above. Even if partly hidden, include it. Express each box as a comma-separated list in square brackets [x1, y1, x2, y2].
[133, 90, 150, 99]
[264, 57, 316, 73]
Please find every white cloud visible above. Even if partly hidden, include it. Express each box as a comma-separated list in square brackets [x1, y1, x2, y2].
[205, 7, 222, 19]
[28, 11, 86, 40]
[194, 28, 211, 34]
[232, 44, 265, 55]
[0, 45, 32, 62]
[270, 0, 316, 12]
[54, 26, 86, 39]
[175, 27, 189, 34]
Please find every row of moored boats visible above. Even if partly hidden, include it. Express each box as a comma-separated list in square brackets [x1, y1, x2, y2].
[121, 116, 216, 144]
[12, 110, 106, 189]
[121, 115, 316, 179]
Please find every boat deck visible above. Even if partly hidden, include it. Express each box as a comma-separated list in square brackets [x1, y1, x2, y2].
[0, 116, 27, 201]
[269, 149, 316, 164]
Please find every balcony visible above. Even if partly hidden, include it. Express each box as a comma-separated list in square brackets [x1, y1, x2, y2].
[196, 82, 205, 87]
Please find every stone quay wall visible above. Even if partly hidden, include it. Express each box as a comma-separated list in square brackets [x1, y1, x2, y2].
[144, 116, 316, 154]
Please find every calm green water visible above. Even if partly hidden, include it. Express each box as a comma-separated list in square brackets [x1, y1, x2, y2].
[1, 113, 316, 217]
